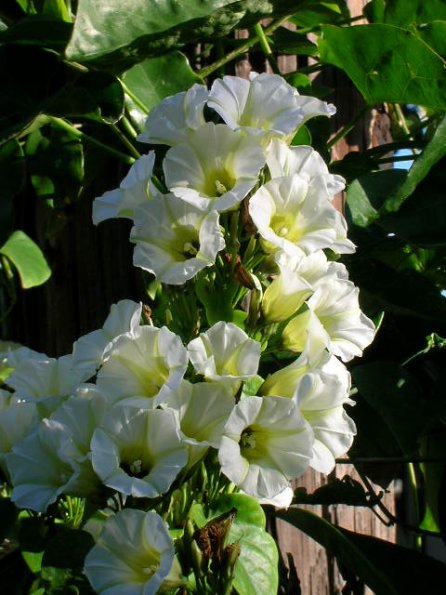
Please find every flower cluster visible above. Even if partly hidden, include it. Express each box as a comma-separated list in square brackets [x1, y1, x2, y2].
[1, 73, 375, 595]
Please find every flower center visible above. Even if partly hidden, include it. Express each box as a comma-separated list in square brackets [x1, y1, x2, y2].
[240, 428, 256, 450]
[121, 458, 148, 479]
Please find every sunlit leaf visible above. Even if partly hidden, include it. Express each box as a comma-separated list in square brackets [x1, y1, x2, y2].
[0, 230, 51, 289]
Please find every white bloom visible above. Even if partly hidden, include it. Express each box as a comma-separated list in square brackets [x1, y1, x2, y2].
[91, 404, 187, 498]
[258, 486, 294, 509]
[207, 73, 335, 139]
[0, 390, 38, 477]
[6, 354, 91, 416]
[188, 322, 261, 391]
[163, 122, 265, 212]
[92, 153, 155, 225]
[73, 299, 142, 376]
[137, 83, 209, 146]
[6, 418, 95, 512]
[156, 380, 235, 466]
[282, 279, 376, 361]
[261, 350, 354, 472]
[219, 396, 313, 499]
[131, 193, 225, 284]
[84, 509, 176, 595]
[266, 139, 345, 197]
[96, 325, 188, 405]
[249, 175, 339, 256]
[274, 249, 349, 288]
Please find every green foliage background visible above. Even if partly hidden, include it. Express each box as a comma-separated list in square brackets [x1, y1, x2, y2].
[1, 0, 446, 593]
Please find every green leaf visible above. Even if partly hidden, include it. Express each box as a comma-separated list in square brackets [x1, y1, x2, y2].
[351, 362, 433, 456]
[0, 16, 72, 49]
[230, 523, 278, 595]
[42, 530, 94, 569]
[0, 44, 68, 144]
[25, 124, 84, 207]
[319, 24, 446, 109]
[419, 433, 446, 535]
[379, 116, 446, 215]
[212, 493, 266, 529]
[346, 169, 406, 227]
[0, 230, 51, 289]
[42, 0, 71, 22]
[122, 52, 202, 131]
[277, 508, 446, 595]
[22, 550, 43, 573]
[0, 139, 25, 244]
[290, 0, 349, 29]
[365, 0, 446, 26]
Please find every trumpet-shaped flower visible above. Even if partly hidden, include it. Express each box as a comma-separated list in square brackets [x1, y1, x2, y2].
[261, 350, 354, 472]
[131, 193, 225, 284]
[188, 322, 261, 391]
[219, 395, 313, 499]
[163, 122, 265, 212]
[73, 299, 142, 377]
[96, 325, 188, 405]
[91, 404, 187, 498]
[282, 279, 375, 361]
[92, 153, 155, 225]
[138, 83, 209, 146]
[207, 73, 335, 139]
[6, 418, 96, 512]
[84, 508, 177, 595]
[266, 139, 345, 197]
[249, 174, 339, 256]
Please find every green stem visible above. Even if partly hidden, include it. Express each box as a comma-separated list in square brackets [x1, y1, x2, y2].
[199, 15, 292, 79]
[110, 123, 141, 159]
[327, 106, 369, 150]
[120, 79, 150, 114]
[120, 115, 138, 139]
[407, 462, 423, 550]
[253, 22, 281, 75]
[48, 116, 136, 164]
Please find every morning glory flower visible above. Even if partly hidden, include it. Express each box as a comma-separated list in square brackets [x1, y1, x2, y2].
[261, 350, 355, 472]
[248, 174, 339, 256]
[188, 321, 261, 392]
[72, 299, 142, 377]
[131, 192, 225, 285]
[219, 395, 313, 499]
[92, 153, 155, 225]
[282, 279, 376, 361]
[91, 404, 187, 498]
[137, 83, 209, 146]
[84, 508, 179, 595]
[96, 325, 188, 405]
[207, 73, 335, 140]
[163, 122, 265, 212]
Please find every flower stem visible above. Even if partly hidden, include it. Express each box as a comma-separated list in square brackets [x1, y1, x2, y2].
[253, 22, 281, 75]
[48, 117, 136, 164]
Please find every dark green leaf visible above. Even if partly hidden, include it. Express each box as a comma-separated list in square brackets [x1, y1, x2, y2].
[0, 139, 25, 243]
[380, 116, 446, 215]
[122, 52, 202, 131]
[0, 499, 18, 542]
[0, 230, 51, 289]
[346, 169, 406, 227]
[293, 475, 373, 506]
[290, 0, 350, 29]
[352, 362, 431, 456]
[271, 28, 317, 55]
[0, 16, 72, 49]
[277, 508, 446, 595]
[365, 0, 446, 26]
[417, 21, 446, 58]
[212, 493, 266, 529]
[419, 433, 446, 535]
[42, 530, 94, 569]
[319, 24, 446, 109]
[0, 45, 67, 144]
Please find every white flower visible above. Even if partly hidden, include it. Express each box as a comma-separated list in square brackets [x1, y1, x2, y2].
[96, 325, 188, 405]
[137, 83, 209, 146]
[91, 404, 187, 498]
[163, 122, 265, 212]
[219, 396, 313, 499]
[261, 350, 355, 473]
[6, 354, 91, 416]
[131, 193, 225, 285]
[92, 153, 155, 225]
[73, 299, 142, 376]
[282, 279, 376, 361]
[249, 175, 339, 256]
[266, 139, 345, 197]
[84, 509, 177, 595]
[188, 322, 261, 391]
[156, 380, 235, 467]
[6, 418, 96, 512]
[0, 390, 38, 477]
[207, 73, 335, 140]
